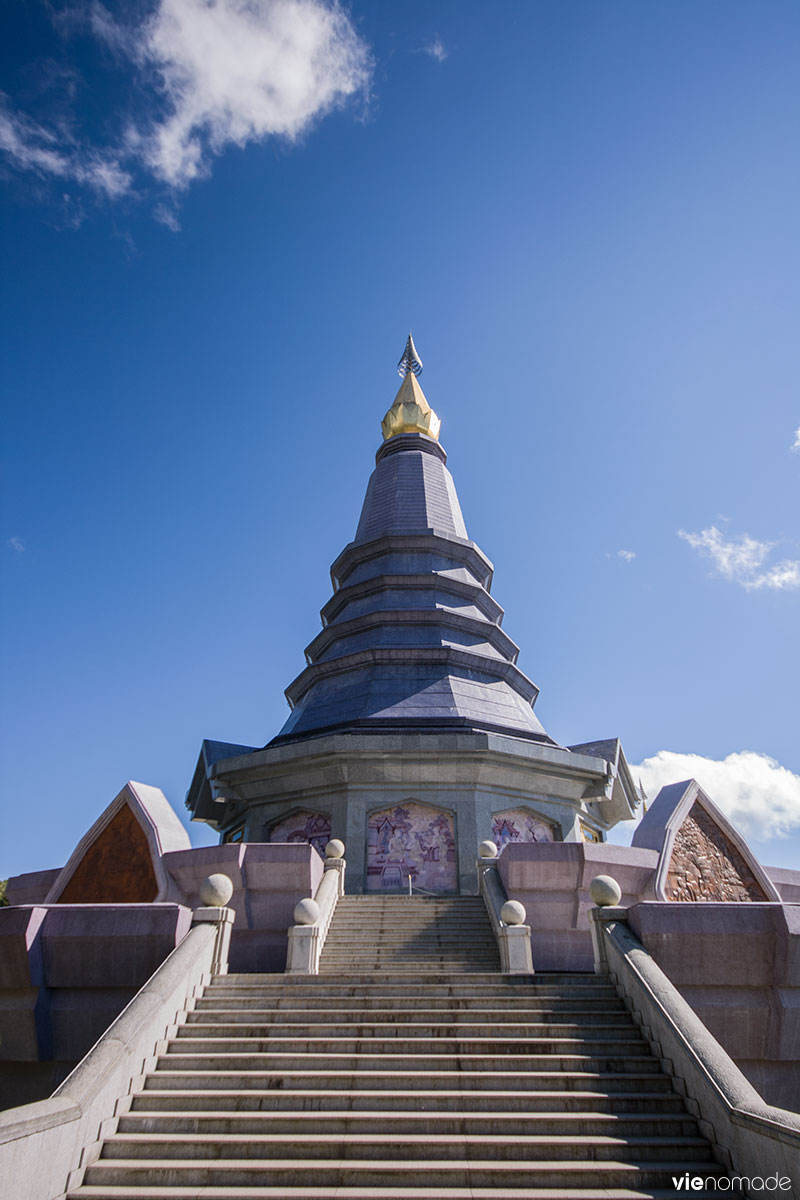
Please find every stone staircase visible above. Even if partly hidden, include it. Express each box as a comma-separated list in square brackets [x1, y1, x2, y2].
[320, 895, 502, 973]
[68, 895, 729, 1198]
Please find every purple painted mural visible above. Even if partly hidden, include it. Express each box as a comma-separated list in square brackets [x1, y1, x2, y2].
[367, 801, 457, 893]
[269, 810, 331, 857]
[491, 807, 555, 851]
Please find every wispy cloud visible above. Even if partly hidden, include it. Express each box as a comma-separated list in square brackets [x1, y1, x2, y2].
[1, 0, 372, 203]
[7, 537, 25, 553]
[792, 426, 800, 452]
[679, 525, 800, 591]
[616, 549, 636, 562]
[0, 102, 131, 198]
[423, 36, 448, 63]
[631, 749, 800, 841]
[153, 202, 181, 232]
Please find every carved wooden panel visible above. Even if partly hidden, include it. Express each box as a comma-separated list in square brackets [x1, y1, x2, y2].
[666, 802, 768, 902]
[57, 804, 158, 903]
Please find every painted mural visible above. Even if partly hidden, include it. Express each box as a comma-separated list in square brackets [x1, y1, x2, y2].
[491, 807, 555, 851]
[269, 810, 332, 857]
[366, 802, 457, 893]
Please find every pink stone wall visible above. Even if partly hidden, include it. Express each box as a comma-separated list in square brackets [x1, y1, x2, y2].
[163, 842, 323, 972]
[627, 902, 800, 1113]
[497, 842, 659, 971]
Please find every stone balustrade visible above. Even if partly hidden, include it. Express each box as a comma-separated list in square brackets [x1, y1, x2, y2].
[477, 841, 534, 974]
[286, 841, 346, 975]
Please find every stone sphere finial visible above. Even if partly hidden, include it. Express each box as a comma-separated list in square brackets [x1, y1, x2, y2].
[500, 900, 526, 925]
[589, 875, 622, 908]
[198, 873, 234, 907]
[478, 840, 498, 859]
[293, 897, 320, 926]
[324, 839, 345, 859]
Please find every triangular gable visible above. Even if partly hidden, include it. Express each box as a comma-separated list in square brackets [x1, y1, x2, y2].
[46, 781, 190, 904]
[633, 778, 780, 902]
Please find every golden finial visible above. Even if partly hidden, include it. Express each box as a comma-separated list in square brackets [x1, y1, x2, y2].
[381, 334, 441, 441]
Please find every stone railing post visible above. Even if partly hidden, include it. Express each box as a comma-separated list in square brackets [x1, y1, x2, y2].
[477, 841, 534, 975]
[587, 874, 625, 975]
[286, 840, 345, 975]
[191, 873, 236, 975]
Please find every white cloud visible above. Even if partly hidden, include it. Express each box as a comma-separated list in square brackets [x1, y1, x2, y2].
[0, 103, 131, 198]
[631, 749, 800, 841]
[423, 36, 448, 62]
[679, 525, 800, 591]
[616, 549, 636, 562]
[792, 426, 800, 452]
[7, 537, 25, 554]
[136, 0, 372, 188]
[1, 0, 371, 202]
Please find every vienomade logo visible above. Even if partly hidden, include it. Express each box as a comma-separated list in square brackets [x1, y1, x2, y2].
[672, 1173, 793, 1193]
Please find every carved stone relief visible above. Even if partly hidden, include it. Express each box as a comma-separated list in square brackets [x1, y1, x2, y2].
[666, 802, 769, 902]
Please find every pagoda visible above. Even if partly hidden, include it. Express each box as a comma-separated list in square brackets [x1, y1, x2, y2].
[186, 338, 641, 892]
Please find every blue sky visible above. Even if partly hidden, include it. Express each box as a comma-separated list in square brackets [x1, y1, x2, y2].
[2, 0, 799, 879]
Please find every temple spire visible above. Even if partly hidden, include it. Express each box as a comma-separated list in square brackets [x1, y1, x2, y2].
[382, 334, 441, 441]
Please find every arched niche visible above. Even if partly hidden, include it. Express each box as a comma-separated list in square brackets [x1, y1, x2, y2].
[267, 809, 332, 858]
[490, 805, 557, 851]
[366, 799, 456, 894]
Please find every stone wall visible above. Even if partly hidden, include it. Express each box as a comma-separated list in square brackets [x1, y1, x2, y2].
[0, 903, 191, 1110]
[497, 841, 659, 970]
[162, 842, 323, 973]
[627, 901, 800, 1114]
[0, 843, 323, 1110]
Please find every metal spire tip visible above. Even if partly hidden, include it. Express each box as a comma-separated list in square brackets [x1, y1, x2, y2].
[397, 333, 423, 378]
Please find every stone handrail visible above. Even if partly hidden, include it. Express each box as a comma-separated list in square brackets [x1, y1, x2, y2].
[0, 898, 234, 1200]
[592, 906, 800, 1188]
[286, 842, 345, 975]
[476, 851, 533, 974]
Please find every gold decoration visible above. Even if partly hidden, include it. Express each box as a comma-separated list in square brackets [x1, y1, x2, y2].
[381, 372, 441, 441]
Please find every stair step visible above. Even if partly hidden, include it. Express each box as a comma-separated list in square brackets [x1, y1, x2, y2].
[118, 1111, 699, 1136]
[179, 1020, 635, 1036]
[167, 1035, 647, 1054]
[67, 1188, 736, 1200]
[80, 1158, 729, 1189]
[157, 1052, 658, 1073]
[132, 1088, 688, 1114]
[101, 1132, 712, 1163]
[144, 1070, 672, 1092]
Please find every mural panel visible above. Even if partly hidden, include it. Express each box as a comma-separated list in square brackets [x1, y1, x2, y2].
[491, 807, 555, 851]
[367, 801, 457, 893]
[269, 810, 332, 857]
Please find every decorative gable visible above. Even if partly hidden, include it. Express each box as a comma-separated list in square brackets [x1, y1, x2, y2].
[46, 781, 191, 905]
[632, 778, 780, 903]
